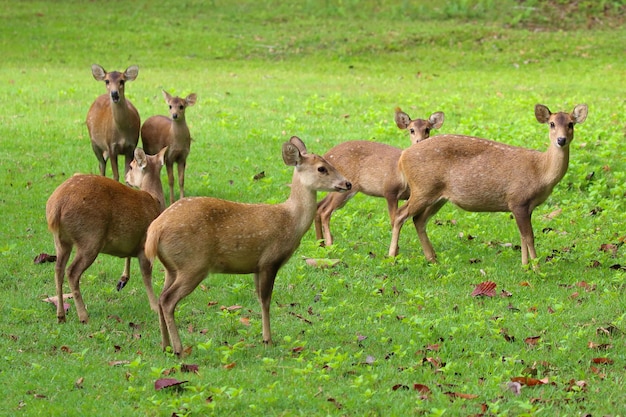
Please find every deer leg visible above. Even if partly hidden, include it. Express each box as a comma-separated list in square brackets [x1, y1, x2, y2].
[66, 249, 99, 323]
[166, 162, 175, 206]
[316, 190, 355, 246]
[413, 200, 447, 263]
[254, 268, 278, 345]
[512, 207, 535, 265]
[117, 258, 131, 291]
[158, 268, 207, 355]
[92, 144, 107, 177]
[53, 238, 72, 323]
[177, 161, 186, 201]
[138, 253, 158, 312]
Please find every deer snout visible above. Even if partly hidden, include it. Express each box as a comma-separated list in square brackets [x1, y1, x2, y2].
[337, 181, 352, 192]
[111, 91, 120, 103]
[172, 113, 179, 120]
[557, 137, 567, 147]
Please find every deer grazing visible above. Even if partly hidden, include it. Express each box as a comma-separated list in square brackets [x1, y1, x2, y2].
[314, 109, 444, 246]
[86, 64, 141, 182]
[388, 104, 588, 265]
[144, 136, 352, 355]
[141, 90, 197, 205]
[46, 147, 167, 323]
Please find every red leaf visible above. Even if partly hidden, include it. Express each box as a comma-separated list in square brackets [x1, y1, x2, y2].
[524, 336, 541, 346]
[591, 357, 614, 365]
[34, 253, 57, 264]
[471, 281, 497, 297]
[223, 362, 236, 370]
[413, 384, 431, 394]
[510, 377, 548, 386]
[154, 378, 187, 391]
[181, 364, 199, 373]
[444, 391, 479, 399]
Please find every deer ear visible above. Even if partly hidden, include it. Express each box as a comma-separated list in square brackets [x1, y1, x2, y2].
[124, 65, 139, 81]
[186, 93, 198, 107]
[134, 148, 148, 168]
[430, 111, 445, 129]
[156, 147, 167, 166]
[394, 107, 411, 129]
[572, 104, 588, 124]
[282, 142, 302, 166]
[162, 90, 172, 102]
[534, 104, 551, 123]
[289, 136, 308, 154]
[91, 64, 106, 81]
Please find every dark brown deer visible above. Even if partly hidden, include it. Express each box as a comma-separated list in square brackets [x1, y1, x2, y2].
[46, 148, 167, 323]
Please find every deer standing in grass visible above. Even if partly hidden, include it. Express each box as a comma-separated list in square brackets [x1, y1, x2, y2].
[388, 104, 588, 265]
[314, 108, 444, 246]
[144, 136, 352, 355]
[86, 64, 140, 182]
[141, 90, 197, 205]
[46, 147, 167, 323]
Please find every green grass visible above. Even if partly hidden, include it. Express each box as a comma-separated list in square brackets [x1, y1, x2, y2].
[1, 0, 626, 415]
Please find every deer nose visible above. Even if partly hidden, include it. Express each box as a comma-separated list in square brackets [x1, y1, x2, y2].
[345, 181, 352, 190]
[172, 113, 178, 120]
[557, 137, 567, 147]
[111, 91, 120, 102]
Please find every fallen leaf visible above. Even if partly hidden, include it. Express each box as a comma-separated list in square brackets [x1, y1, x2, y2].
[74, 377, 84, 389]
[445, 392, 479, 399]
[507, 381, 522, 395]
[154, 378, 188, 391]
[240, 317, 251, 326]
[588, 341, 613, 350]
[599, 243, 619, 257]
[303, 257, 342, 268]
[510, 377, 548, 386]
[392, 384, 409, 391]
[42, 294, 72, 313]
[181, 364, 199, 373]
[413, 384, 431, 395]
[223, 362, 236, 370]
[108, 360, 130, 366]
[471, 281, 497, 297]
[253, 171, 265, 180]
[544, 208, 562, 219]
[524, 336, 541, 346]
[34, 253, 57, 264]
[565, 379, 588, 392]
[591, 357, 613, 365]
[220, 305, 242, 311]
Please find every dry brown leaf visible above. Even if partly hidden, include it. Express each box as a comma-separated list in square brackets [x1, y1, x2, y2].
[510, 376, 548, 386]
[471, 281, 497, 297]
[524, 336, 541, 346]
[591, 357, 614, 365]
[303, 257, 342, 268]
[223, 362, 236, 370]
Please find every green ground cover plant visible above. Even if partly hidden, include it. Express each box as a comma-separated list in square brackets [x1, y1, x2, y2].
[1, 0, 625, 415]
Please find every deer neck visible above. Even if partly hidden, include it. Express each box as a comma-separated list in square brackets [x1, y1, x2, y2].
[540, 143, 570, 187]
[283, 168, 318, 235]
[170, 120, 191, 145]
[142, 175, 166, 212]
[111, 97, 133, 126]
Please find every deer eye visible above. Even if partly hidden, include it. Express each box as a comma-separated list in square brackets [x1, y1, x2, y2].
[105, 80, 110, 85]
[119, 80, 125, 86]
[550, 122, 555, 128]
[568, 122, 574, 129]
[317, 166, 328, 174]
[169, 105, 173, 110]
[425, 128, 430, 135]
[179, 105, 184, 110]
[410, 128, 415, 134]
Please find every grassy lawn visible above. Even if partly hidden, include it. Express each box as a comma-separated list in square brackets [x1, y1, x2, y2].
[1, 0, 625, 415]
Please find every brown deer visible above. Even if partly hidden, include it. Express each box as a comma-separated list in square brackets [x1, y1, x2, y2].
[141, 90, 197, 205]
[86, 64, 141, 182]
[314, 109, 444, 245]
[388, 104, 588, 265]
[46, 147, 167, 323]
[144, 136, 352, 355]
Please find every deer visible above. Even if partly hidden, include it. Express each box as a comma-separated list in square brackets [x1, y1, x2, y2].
[144, 136, 352, 355]
[141, 90, 198, 205]
[314, 108, 444, 246]
[46, 147, 167, 323]
[388, 103, 588, 266]
[86, 64, 141, 182]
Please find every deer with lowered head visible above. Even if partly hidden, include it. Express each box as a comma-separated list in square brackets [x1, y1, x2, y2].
[141, 90, 197, 205]
[314, 108, 444, 246]
[86, 64, 140, 182]
[46, 147, 167, 323]
[144, 136, 352, 355]
[388, 103, 588, 265]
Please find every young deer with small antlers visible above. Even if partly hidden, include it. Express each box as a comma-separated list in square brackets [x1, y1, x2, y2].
[46, 147, 167, 323]
[388, 104, 588, 265]
[86, 64, 141, 182]
[144, 136, 352, 355]
[141, 90, 197, 205]
[314, 108, 444, 246]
